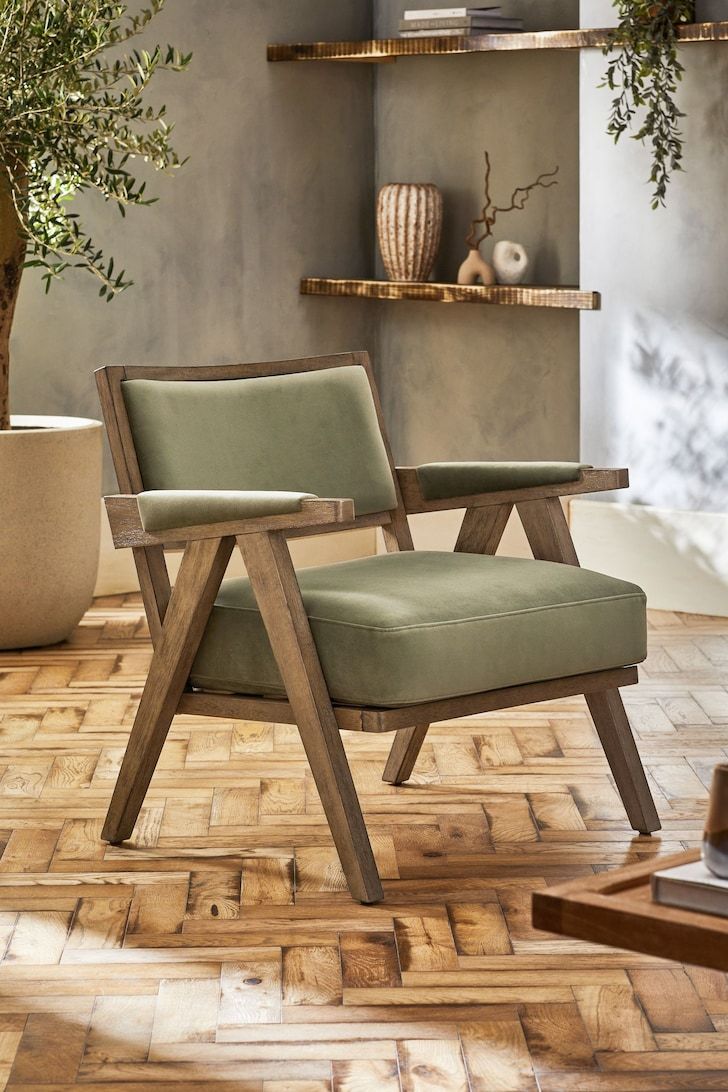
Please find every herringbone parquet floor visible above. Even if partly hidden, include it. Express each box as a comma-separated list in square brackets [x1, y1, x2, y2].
[0, 596, 727, 1090]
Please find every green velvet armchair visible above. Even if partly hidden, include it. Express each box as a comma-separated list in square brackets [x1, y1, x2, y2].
[96, 351, 659, 904]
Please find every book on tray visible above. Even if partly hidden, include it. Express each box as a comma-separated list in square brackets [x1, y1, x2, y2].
[651, 858, 728, 918]
[400, 8, 523, 35]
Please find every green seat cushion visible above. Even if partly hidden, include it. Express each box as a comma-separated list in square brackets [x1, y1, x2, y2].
[191, 552, 646, 708]
[416, 461, 592, 500]
[137, 490, 317, 532]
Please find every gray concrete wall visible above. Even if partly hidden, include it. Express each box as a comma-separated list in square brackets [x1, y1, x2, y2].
[11, 0, 376, 492]
[14, 0, 584, 491]
[580, 0, 728, 511]
[373, 0, 581, 465]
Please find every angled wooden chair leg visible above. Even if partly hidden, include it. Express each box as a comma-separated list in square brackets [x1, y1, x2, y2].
[102, 536, 234, 845]
[383, 724, 430, 785]
[456, 502, 512, 555]
[516, 496, 579, 565]
[587, 690, 661, 835]
[239, 531, 383, 905]
[516, 495, 659, 834]
[381, 505, 513, 785]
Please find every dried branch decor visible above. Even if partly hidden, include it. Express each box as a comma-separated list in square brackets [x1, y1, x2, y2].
[464, 152, 559, 250]
[0, 0, 191, 431]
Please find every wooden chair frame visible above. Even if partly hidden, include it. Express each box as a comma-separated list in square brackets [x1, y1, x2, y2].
[96, 350, 659, 905]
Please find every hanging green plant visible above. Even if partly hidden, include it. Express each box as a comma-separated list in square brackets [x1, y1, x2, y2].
[602, 1, 695, 208]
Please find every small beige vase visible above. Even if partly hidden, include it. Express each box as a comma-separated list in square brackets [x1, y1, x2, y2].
[377, 183, 443, 281]
[457, 247, 496, 286]
[0, 416, 103, 649]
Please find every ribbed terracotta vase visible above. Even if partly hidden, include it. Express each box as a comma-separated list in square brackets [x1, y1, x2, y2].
[377, 183, 443, 282]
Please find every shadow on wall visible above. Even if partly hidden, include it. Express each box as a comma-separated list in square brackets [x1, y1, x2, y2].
[614, 310, 728, 514]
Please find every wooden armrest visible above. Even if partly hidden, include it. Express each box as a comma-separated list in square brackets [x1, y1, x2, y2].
[104, 495, 356, 548]
[396, 467, 629, 514]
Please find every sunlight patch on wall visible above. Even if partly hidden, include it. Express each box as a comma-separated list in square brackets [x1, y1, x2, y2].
[613, 308, 728, 514]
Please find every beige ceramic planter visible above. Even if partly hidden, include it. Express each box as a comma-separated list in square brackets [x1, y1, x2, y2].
[0, 416, 103, 649]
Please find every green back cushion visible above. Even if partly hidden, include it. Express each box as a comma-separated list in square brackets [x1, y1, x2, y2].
[122, 366, 397, 515]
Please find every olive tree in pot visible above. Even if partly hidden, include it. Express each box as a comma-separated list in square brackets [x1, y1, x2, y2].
[0, 0, 189, 649]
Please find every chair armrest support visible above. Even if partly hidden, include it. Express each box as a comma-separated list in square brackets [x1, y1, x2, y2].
[105, 494, 356, 548]
[397, 466, 629, 514]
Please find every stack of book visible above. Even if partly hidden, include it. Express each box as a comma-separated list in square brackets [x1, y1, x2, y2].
[652, 858, 728, 918]
[399, 6, 524, 38]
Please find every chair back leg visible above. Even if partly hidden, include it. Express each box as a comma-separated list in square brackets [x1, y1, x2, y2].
[382, 502, 513, 786]
[382, 724, 431, 785]
[239, 531, 383, 905]
[517, 496, 660, 834]
[102, 536, 234, 844]
[586, 690, 660, 834]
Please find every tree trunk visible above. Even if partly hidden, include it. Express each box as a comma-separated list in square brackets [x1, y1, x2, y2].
[0, 170, 27, 432]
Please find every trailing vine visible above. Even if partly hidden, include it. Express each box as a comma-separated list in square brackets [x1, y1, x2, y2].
[603, 1, 695, 208]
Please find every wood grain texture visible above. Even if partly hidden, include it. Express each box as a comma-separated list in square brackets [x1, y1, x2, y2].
[101, 536, 234, 844]
[176, 666, 639, 734]
[105, 495, 359, 549]
[268, 21, 728, 62]
[382, 726, 431, 786]
[533, 849, 728, 971]
[300, 278, 600, 310]
[517, 497, 580, 566]
[238, 532, 382, 905]
[0, 596, 723, 1084]
[516, 495, 659, 835]
[455, 504, 512, 555]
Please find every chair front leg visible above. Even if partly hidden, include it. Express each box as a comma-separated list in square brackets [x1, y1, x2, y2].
[516, 497, 660, 835]
[516, 496, 579, 565]
[102, 536, 234, 844]
[238, 531, 383, 905]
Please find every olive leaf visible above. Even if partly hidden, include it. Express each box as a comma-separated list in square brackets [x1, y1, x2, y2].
[0, 0, 191, 298]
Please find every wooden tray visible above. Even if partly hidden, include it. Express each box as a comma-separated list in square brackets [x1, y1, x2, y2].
[532, 848, 728, 971]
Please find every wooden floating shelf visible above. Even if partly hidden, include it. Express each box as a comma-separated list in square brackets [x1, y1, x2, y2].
[268, 21, 728, 63]
[301, 278, 600, 311]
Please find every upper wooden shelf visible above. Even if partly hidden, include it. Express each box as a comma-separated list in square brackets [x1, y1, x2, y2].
[301, 278, 600, 311]
[268, 21, 728, 63]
